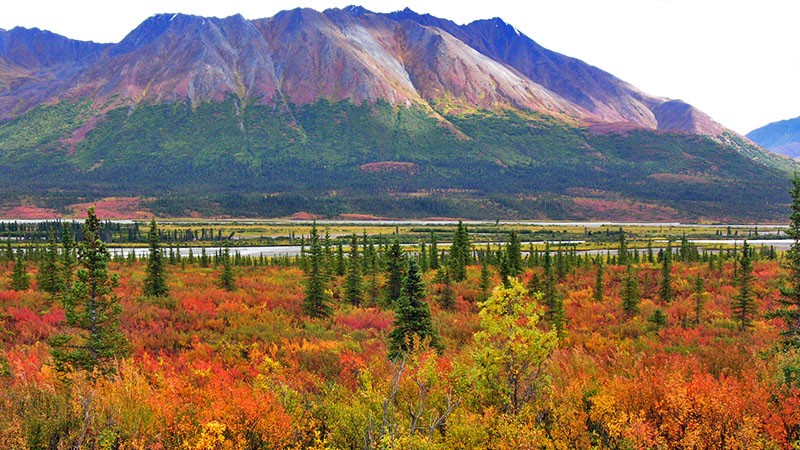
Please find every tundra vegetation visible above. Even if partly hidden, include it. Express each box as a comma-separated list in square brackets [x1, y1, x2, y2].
[0, 214, 798, 449]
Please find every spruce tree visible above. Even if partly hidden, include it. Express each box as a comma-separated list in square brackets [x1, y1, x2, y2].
[361, 232, 370, 272]
[429, 232, 439, 270]
[660, 240, 673, 303]
[555, 247, 566, 281]
[217, 244, 236, 291]
[527, 271, 542, 294]
[9, 249, 30, 291]
[436, 267, 455, 311]
[344, 234, 362, 306]
[323, 229, 333, 275]
[3, 239, 12, 262]
[384, 239, 405, 305]
[388, 261, 441, 359]
[542, 243, 564, 334]
[50, 207, 130, 378]
[368, 243, 380, 306]
[732, 241, 757, 332]
[302, 224, 332, 318]
[419, 241, 429, 272]
[60, 225, 77, 292]
[335, 242, 345, 277]
[448, 221, 470, 281]
[617, 231, 629, 266]
[37, 232, 61, 295]
[621, 264, 640, 318]
[593, 258, 604, 302]
[200, 247, 210, 268]
[498, 252, 512, 287]
[648, 309, 667, 330]
[506, 230, 522, 277]
[143, 218, 169, 297]
[779, 175, 800, 346]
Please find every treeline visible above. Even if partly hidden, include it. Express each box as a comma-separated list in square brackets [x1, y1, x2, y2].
[1, 220, 241, 244]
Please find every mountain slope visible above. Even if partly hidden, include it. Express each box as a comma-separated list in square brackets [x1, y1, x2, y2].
[380, 8, 726, 134]
[0, 6, 728, 134]
[67, 14, 283, 107]
[747, 116, 800, 159]
[0, 6, 795, 220]
[0, 27, 108, 118]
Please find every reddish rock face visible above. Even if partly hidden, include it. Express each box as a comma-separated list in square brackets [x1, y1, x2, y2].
[0, 7, 726, 135]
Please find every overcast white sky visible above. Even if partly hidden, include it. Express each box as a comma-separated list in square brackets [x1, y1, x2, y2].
[1, 0, 798, 134]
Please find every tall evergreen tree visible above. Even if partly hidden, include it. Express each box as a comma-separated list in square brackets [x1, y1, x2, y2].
[555, 247, 566, 281]
[302, 224, 332, 318]
[387, 261, 441, 359]
[344, 234, 362, 306]
[384, 239, 405, 305]
[217, 243, 236, 291]
[335, 242, 345, 277]
[200, 247, 210, 268]
[143, 218, 169, 297]
[593, 258, 604, 302]
[60, 225, 77, 292]
[621, 264, 640, 318]
[436, 267, 455, 311]
[50, 207, 131, 378]
[361, 232, 370, 272]
[419, 241, 429, 273]
[732, 241, 757, 331]
[3, 239, 12, 262]
[617, 231, 629, 266]
[448, 221, 470, 282]
[37, 232, 61, 295]
[779, 175, 800, 346]
[323, 229, 333, 276]
[429, 232, 439, 270]
[368, 242, 380, 306]
[542, 243, 564, 334]
[647, 309, 668, 331]
[660, 240, 673, 303]
[9, 249, 30, 291]
[498, 251, 512, 287]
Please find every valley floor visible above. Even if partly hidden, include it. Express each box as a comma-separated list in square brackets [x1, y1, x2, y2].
[1, 240, 799, 448]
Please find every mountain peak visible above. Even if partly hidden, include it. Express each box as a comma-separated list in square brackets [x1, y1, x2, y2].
[341, 5, 372, 16]
[467, 17, 522, 37]
[388, 7, 426, 21]
[0, 25, 108, 70]
[111, 13, 211, 56]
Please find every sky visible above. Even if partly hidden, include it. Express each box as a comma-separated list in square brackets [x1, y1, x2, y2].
[1, 0, 798, 134]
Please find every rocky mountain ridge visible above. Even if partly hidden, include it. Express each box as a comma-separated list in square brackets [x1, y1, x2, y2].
[0, 6, 725, 135]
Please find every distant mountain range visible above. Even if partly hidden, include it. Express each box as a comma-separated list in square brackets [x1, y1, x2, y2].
[747, 116, 800, 159]
[0, 6, 794, 220]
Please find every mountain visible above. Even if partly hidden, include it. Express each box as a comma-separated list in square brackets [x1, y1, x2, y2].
[0, 27, 109, 118]
[747, 116, 800, 159]
[0, 7, 794, 220]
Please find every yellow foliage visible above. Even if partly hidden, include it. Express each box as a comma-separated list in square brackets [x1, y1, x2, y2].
[184, 421, 244, 450]
[0, 417, 25, 450]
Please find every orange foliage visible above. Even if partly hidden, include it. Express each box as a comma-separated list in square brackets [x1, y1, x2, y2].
[1, 257, 799, 448]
